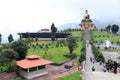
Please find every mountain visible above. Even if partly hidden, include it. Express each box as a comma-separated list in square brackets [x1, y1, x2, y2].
[57, 22, 79, 30]
[57, 20, 120, 34]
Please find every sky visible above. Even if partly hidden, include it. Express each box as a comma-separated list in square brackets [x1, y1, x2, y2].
[0, 0, 120, 43]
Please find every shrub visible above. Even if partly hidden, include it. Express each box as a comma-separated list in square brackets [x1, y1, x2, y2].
[111, 41, 113, 44]
[99, 35, 101, 37]
[117, 41, 119, 44]
[92, 45, 105, 63]
[96, 53, 105, 62]
[94, 35, 97, 37]
[45, 44, 48, 48]
[104, 47, 108, 50]
[100, 41, 103, 43]
[79, 52, 86, 64]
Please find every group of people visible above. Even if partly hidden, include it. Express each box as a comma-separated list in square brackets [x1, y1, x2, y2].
[107, 60, 118, 74]
[90, 57, 96, 71]
[90, 56, 119, 74]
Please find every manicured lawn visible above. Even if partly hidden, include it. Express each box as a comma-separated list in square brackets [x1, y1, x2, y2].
[27, 31, 83, 64]
[71, 31, 83, 37]
[57, 71, 82, 80]
[92, 30, 120, 52]
[27, 41, 82, 64]
[92, 31, 120, 44]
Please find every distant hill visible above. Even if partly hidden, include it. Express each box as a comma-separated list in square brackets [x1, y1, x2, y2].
[57, 19, 120, 34]
[57, 22, 79, 30]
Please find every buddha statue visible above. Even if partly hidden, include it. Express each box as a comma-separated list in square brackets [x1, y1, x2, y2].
[83, 10, 90, 19]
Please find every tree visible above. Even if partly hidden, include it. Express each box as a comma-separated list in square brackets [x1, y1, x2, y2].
[111, 24, 119, 34]
[1, 49, 19, 61]
[8, 34, 14, 43]
[0, 49, 19, 66]
[79, 52, 86, 64]
[11, 40, 28, 60]
[105, 24, 111, 32]
[96, 53, 105, 62]
[51, 23, 57, 41]
[0, 33, 2, 44]
[66, 35, 77, 54]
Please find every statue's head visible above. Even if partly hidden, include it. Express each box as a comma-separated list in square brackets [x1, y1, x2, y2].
[85, 10, 88, 14]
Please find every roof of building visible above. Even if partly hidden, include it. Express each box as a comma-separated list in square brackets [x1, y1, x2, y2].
[37, 29, 50, 33]
[16, 55, 53, 69]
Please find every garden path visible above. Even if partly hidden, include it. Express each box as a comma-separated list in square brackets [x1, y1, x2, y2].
[84, 30, 120, 80]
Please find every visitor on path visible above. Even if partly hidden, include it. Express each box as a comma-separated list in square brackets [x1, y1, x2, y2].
[92, 66, 95, 71]
[99, 61, 102, 65]
[77, 64, 80, 70]
[111, 67, 115, 73]
[90, 56, 92, 62]
[92, 58, 95, 64]
[113, 61, 118, 74]
[103, 66, 107, 72]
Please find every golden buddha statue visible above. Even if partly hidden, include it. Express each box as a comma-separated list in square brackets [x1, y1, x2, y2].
[83, 10, 89, 19]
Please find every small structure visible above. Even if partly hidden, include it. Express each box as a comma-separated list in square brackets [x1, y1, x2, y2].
[79, 10, 95, 30]
[16, 55, 53, 79]
[105, 40, 111, 48]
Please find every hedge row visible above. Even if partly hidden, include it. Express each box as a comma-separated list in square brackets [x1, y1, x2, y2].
[92, 45, 105, 63]
[79, 41, 86, 64]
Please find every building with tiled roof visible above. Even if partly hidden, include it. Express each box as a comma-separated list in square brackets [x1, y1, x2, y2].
[16, 55, 53, 79]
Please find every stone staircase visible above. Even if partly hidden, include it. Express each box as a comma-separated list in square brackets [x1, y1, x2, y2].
[83, 30, 91, 40]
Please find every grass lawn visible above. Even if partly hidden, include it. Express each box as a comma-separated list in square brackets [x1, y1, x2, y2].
[57, 71, 82, 80]
[27, 41, 82, 64]
[71, 31, 83, 37]
[92, 30, 120, 52]
[27, 31, 83, 64]
[92, 31, 120, 44]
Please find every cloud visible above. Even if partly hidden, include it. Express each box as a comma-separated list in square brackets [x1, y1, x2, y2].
[0, 0, 120, 43]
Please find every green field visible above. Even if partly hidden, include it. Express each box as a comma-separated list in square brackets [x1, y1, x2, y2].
[57, 71, 82, 80]
[92, 31, 120, 44]
[27, 31, 83, 64]
[92, 30, 120, 52]
[71, 31, 83, 37]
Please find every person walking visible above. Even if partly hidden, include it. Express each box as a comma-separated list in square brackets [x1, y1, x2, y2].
[92, 58, 95, 64]
[114, 61, 118, 74]
[90, 56, 92, 62]
[92, 66, 95, 71]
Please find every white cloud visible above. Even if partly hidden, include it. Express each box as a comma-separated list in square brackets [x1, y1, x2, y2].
[0, 0, 120, 43]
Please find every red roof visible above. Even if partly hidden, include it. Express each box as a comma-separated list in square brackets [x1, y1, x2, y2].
[26, 55, 39, 59]
[41, 29, 49, 31]
[16, 55, 53, 69]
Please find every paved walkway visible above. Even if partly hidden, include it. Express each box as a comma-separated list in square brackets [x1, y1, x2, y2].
[84, 30, 120, 80]
[85, 44, 102, 72]
[84, 42, 120, 80]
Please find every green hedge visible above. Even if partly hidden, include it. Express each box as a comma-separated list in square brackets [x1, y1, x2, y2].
[79, 41, 86, 64]
[92, 45, 105, 63]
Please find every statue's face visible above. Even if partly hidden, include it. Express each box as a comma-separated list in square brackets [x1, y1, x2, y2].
[85, 10, 88, 14]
